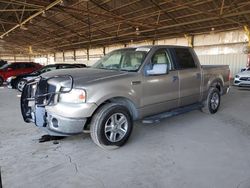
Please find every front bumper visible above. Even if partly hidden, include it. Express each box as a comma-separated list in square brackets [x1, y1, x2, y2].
[21, 76, 97, 136]
[234, 77, 250, 87]
[36, 103, 97, 136]
[34, 106, 88, 136]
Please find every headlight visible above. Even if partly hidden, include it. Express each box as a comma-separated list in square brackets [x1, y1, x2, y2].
[235, 75, 239, 78]
[59, 89, 86, 103]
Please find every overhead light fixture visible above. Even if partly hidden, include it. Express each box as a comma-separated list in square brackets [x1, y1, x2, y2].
[42, 11, 47, 17]
[135, 27, 140, 35]
[20, 24, 28, 30]
[210, 27, 215, 34]
[60, 0, 67, 6]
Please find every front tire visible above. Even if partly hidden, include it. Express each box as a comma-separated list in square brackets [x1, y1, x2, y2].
[90, 103, 133, 149]
[16, 79, 27, 92]
[201, 87, 221, 114]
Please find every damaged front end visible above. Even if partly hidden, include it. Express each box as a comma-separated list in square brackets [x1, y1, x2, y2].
[20, 75, 86, 136]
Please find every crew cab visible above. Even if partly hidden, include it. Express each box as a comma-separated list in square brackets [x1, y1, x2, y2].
[21, 46, 230, 149]
[0, 62, 42, 86]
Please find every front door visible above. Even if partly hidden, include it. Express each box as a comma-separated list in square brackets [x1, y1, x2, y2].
[141, 48, 179, 117]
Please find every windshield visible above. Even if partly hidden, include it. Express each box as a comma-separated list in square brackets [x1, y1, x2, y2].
[30, 65, 57, 75]
[241, 67, 250, 72]
[92, 48, 149, 72]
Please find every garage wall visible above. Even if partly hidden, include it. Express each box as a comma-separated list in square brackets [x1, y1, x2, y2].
[198, 54, 247, 76]
[1, 29, 248, 75]
[33, 29, 248, 76]
[193, 30, 248, 76]
[0, 55, 34, 63]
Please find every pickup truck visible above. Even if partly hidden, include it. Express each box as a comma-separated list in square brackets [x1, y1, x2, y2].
[21, 45, 230, 149]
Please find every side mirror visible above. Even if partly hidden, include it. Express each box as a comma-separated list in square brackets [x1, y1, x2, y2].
[146, 64, 169, 76]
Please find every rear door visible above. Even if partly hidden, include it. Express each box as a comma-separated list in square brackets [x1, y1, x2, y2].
[174, 48, 201, 106]
[141, 48, 179, 117]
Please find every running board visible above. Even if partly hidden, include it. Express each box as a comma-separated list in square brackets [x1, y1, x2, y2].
[142, 103, 203, 124]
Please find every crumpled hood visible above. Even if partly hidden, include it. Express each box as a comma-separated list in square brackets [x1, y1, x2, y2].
[41, 68, 128, 87]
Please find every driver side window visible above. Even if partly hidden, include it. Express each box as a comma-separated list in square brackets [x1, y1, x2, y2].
[146, 49, 173, 75]
[151, 49, 173, 70]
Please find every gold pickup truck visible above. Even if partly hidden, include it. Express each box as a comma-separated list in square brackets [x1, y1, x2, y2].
[21, 45, 230, 149]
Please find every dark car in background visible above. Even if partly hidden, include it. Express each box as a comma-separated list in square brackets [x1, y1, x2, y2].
[7, 63, 86, 91]
[0, 62, 42, 86]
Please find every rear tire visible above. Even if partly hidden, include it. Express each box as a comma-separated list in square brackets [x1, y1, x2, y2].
[90, 103, 133, 149]
[16, 79, 27, 92]
[201, 87, 221, 114]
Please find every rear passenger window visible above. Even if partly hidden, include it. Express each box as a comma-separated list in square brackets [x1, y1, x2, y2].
[60, 65, 75, 69]
[40, 66, 57, 73]
[175, 48, 196, 69]
[8, 64, 18, 70]
[18, 63, 27, 69]
[25, 63, 35, 68]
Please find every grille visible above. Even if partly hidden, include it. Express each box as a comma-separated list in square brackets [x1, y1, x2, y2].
[239, 77, 250, 81]
[35, 79, 57, 106]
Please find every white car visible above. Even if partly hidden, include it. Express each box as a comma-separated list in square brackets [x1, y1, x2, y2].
[234, 68, 250, 87]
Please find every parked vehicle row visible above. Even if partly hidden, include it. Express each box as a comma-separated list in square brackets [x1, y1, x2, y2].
[0, 62, 42, 86]
[7, 63, 86, 92]
[21, 45, 230, 149]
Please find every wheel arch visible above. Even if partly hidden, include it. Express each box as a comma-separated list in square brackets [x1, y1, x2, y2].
[207, 77, 224, 95]
[91, 96, 139, 121]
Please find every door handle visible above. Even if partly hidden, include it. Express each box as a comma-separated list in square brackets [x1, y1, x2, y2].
[172, 75, 179, 82]
[131, 81, 141, 85]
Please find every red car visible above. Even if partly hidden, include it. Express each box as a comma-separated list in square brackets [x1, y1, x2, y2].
[0, 62, 43, 86]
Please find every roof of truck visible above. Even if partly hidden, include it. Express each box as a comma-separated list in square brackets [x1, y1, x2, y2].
[112, 45, 191, 51]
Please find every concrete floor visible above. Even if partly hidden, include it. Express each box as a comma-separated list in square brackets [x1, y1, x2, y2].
[0, 87, 250, 188]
